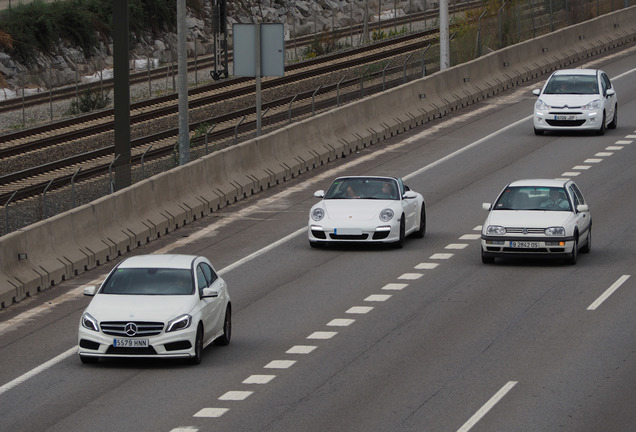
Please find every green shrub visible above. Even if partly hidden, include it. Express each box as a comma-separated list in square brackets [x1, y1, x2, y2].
[68, 89, 111, 114]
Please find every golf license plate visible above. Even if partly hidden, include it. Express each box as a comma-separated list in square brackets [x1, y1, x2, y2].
[509, 241, 539, 248]
[113, 338, 149, 348]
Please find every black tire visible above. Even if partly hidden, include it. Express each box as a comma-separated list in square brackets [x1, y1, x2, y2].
[566, 237, 578, 265]
[608, 105, 618, 129]
[581, 227, 591, 254]
[214, 306, 232, 346]
[189, 325, 204, 365]
[481, 248, 495, 264]
[596, 113, 606, 135]
[415, 206, 426, 238]
[80, 355, 98, 364]
[393, 218, 405, 249]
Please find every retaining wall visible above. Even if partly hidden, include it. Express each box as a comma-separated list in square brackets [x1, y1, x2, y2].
[1, 7, 635, 309]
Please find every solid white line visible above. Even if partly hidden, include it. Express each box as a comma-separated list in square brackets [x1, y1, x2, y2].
[0, 346, 76, 396]
[456, 381, 518, 432]
[587, 275, 630, 311]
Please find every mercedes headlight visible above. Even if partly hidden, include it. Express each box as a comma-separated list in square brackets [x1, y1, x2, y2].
[167, 314, 192, 332]
[81, 313, 99, 332]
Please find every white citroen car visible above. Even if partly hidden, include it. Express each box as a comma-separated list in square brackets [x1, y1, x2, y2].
[78, 254, 231, 364]
[532, 68, 617, 135]
[481, 179, 591, 265]
[308, 176, 426, 248]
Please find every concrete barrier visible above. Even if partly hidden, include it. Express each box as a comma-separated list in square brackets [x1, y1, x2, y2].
[1, 7, 635, 309]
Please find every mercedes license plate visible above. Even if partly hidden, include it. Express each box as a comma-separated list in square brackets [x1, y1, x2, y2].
[113, 338, 149, 348]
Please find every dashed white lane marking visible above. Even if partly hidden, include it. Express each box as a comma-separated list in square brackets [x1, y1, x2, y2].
[327, 318, 355, 327]
[572, 165, 591, 170]
[587, 275, 631, 311]
[346, 306, 374, 314]
[460, 234, 481, 240]
[307, 331, 338, 339]
[384, 282, 410, 289]
[364, 294, 392, 302]
[456, 381, 518, 432]
[287, 345, 317, 354]
[219, 391, 253, 401]
[430, 253, 454, 259]
[415, 262, 439, 269]
[615, 140, 632, 144]
[561, 171, 580, 177]
[243, 375, 276, 384]
[584, 158, 603, 163]
[264, 360, 296, 369]
[595, 151, 613, 156]
[193, 408, 228, 418]
[397, 272, 422, 280]
[446, 243, 468, 250]
[171, 426, 201, 431]
[605, 145, 623, 150]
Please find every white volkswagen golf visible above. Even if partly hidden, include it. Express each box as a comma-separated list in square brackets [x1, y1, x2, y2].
[481, 179, 592, 265]
[78, 254, 231, 364]
[532, 68, 617, 135]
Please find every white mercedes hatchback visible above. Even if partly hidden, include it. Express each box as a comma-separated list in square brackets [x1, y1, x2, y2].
[78, 254, 231, 364]
[481, 179, 592, 265]
[532, 68, 617, 135]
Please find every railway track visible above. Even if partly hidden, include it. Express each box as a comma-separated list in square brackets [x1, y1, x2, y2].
[0, 0, 564, 234]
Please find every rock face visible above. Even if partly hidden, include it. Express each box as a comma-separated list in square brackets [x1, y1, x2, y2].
[0, 0, 431, 93]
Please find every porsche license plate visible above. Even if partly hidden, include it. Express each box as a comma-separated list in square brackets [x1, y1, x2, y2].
[113, 338, 149, 348]
[509, 241, 539, 248]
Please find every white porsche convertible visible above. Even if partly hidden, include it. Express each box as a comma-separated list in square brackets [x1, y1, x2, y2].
[308, 176, 426, 248]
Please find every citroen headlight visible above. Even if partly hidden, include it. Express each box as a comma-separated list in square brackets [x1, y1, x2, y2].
[545, 226, 565, 236]
[311, 208, 325, 221]
[486, 225, 506, 235]
[582, 99, 601, 110]
[167, 314, 192, 332]
[379, 208, 394, 222]
[535, 99, 550, 110]
[81, 313, 99, 332]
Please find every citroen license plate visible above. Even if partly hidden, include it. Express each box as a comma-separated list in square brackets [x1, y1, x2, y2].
[555, 115, 575, 120]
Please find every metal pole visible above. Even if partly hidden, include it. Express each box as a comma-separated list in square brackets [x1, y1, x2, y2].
[256, 22, 262, 136]
[141, 145, 153, 178]
[71, 167, 82, 208]
[440, 0, 450, 70]
[4, 191, 17, 236]
[288, 94, 298, 124]
[42, 179, 55, 219]
[312, 85, 322, 115]
[177, 0, 190, 165]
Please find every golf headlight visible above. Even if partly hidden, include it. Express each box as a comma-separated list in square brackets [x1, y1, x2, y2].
[311, 208, 325, 221]
[167, 314, 192, 332]
[545, 226, 565, 236]
[486, 225, 506, 235]
[379, 208, 394, 222]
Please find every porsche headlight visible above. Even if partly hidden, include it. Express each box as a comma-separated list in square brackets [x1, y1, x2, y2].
[486, 225, 506, 235]
[167, 314, 192, 332]
[545, 226, 565, 236]
[311, 208, 325, 221]
[535, 99, 550, 110]
[379, 208, 394, 222]
[81, 313, 99, 332]
[581, 99, 601, 110]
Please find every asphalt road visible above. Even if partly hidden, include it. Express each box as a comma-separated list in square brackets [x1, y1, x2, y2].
[1, 45, 636, 432]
